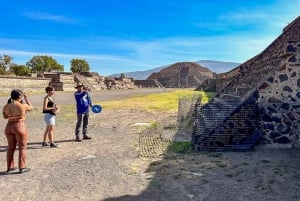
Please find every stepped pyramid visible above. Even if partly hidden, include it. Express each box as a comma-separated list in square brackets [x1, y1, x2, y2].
[193, 16, 300, 151]
[147, 62, 214, 88]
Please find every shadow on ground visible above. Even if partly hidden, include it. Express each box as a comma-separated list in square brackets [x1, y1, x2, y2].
[102, 118, 300, 201]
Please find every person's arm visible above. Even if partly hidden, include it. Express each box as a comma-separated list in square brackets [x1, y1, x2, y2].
[76, 91, 87, 98]
[2, 106, 8, 119]
[23, 93, 33, 111]
[43, 97, 49, 111]
[87, 92, 93, 107]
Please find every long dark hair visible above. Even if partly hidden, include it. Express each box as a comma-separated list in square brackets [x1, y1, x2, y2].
[7, 89, 23, 103]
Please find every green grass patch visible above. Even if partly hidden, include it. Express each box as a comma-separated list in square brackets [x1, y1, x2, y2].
[150, 120, 160, 129]
[168, 141, 192, 153]
[97, 89, 215, 113]
[56, 104, 76, 121]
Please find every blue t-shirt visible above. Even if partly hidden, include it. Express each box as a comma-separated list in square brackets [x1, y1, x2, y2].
[74, 91, 92, 114]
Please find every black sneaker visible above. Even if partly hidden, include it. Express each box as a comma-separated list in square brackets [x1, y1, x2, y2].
[19, 168, 31, 174]
[50, 143, 58, 148]
[83, 135, 91, 140]
[42, 142, 50, 147]
[6, 167, 17, 173]
[75, 138, 82, 142]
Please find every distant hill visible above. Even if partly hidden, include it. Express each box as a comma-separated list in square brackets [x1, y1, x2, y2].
[109, 60, 240, 80]
[195, 60, 240, 73]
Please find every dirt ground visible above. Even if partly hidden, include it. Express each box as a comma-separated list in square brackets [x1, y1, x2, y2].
[0, 88, 300, 201]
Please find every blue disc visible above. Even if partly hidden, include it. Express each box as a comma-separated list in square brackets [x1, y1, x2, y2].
[92, 105, 102, 113]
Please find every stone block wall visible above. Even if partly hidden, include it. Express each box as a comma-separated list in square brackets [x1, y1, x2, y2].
[86, 76, 107, 90]
[0, 76, 51, 92]
[104, 77, 136, 90]
[0, 72, 137, 93]
[216, 16, 300, 100]
[134, 79, 164, 88]
[212, 17, 300, 148]
[75, 72, 136, 91]
[44, 72, 75, 91]
[257, 41, 300, 146]
[196, 79, 217, 92]
[192, 16, 300, 150]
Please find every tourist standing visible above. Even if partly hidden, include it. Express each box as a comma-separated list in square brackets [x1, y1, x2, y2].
[2, 89, 33, 174]
[42, 86, 59, 148]
[74, 83, 92, 142]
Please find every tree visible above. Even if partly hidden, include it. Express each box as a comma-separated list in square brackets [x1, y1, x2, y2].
[26, 55, 64, 73]
[0, 54, 14, 74]
[70, 58, 90, 73]
[9, 65, 31, 76]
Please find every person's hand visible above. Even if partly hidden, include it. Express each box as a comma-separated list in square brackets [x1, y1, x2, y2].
[23, 92, 32, 106]
[54, 106, 60, 113]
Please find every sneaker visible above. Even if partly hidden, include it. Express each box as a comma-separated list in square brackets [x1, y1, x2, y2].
[75, 138, 82, 142]
[83, 135, 92, 140]
[50, 143, 58, 148]
[19, 168, 31, 174]
[6, 167, 17, 173]
[42, 142, 50, 146]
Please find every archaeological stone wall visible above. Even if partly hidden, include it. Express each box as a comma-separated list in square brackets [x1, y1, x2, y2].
[216, 16, 300, 100]
[193, 16, 300, 150]
[134, 79, 164, 88]
[44, 72, 75, 91]
[257, 41, 300, 147]
[0, 71, 138, 93]
[0, 76, 51, 92]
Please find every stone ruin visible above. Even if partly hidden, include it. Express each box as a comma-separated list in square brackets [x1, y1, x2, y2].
[192, 16, 300, 151]
[4, 71, 138, 93]
[43, 71, 135, 91]
[135, 62, 215, 88]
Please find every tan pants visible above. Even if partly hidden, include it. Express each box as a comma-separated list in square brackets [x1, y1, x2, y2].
[5, 121, 28, 170]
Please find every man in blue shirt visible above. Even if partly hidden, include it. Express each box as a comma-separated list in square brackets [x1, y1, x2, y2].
[74, 83, 92, 142]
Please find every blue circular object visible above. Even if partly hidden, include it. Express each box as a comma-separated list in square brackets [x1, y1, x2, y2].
[92, 105, 102, 113]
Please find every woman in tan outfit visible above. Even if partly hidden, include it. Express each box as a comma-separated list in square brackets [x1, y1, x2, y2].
[2, 89, 33, 174]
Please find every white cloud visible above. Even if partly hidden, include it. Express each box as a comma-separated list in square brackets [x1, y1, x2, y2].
[0, 49, 134, 63]
[23, 12, 78, 24]
[220, 12, 268, 22]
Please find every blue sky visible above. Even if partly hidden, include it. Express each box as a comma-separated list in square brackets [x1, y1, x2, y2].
[0, 0, 299, 76]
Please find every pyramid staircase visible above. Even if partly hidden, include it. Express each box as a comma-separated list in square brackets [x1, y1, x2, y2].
[192, 16, 300, 151]
[74, 73, 96, 91]
[154, 79, 164, 88]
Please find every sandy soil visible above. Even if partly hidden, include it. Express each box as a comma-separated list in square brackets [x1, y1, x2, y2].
[0, 88, 300, 201]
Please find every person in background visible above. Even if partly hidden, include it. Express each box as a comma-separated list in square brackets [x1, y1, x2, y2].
[2, 89, 33, 174]
[74, 83, 92, 142]
[42, 86, 59, 148]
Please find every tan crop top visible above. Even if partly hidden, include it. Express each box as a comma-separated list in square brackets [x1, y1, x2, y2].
[2, 101, 33, 121]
